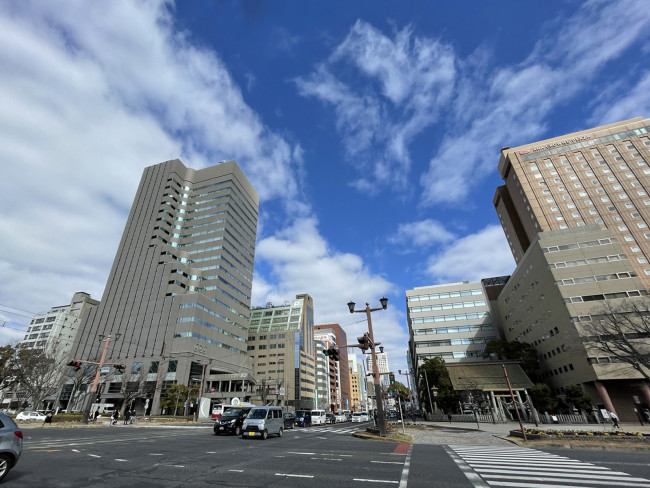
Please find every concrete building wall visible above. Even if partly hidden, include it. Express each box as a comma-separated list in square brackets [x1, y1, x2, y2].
[72, 159, 258, 414]
[496, 226, 650, 421]
[315, 323, 351, 411]
[495, 117, 650, 289]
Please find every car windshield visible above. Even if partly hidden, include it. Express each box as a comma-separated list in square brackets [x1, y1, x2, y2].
[296, 410, 309, 417]
[247, 409, 268, 419]
[222, 408, 243, 418]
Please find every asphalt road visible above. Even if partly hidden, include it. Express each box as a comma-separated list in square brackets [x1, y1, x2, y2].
[8, 422, 650, 487]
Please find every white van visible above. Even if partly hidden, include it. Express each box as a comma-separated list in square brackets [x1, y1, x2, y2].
[242, 406, 284, 440]
[310, 409, 327, 425]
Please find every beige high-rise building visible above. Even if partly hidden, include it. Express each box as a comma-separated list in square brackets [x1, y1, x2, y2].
[72, 159, 258, 416]
[247, 294, 315, 410]
[494, 117, 650, 289]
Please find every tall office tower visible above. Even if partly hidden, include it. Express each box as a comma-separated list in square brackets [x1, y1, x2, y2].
[406, 281, 502, 376]
[348, 354, 367, 411]
[72, 159, 258, 415]
[248, 294, 315, 410]
[315, 323, 351, 411]
[314, 339, 332, 410]
[494, 117, 650, 289]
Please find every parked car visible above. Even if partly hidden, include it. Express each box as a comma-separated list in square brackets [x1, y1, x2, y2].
[242, 406, 284, 440]
[282, 412, 295, 429]
[325, 413, 336, 424]
[334, 412, 347, 423]
[0, 412, 22, 482]
[15, 411, 46, 422]
[352, 412, 370, 422]
[213, 406, 253, 436]
[294, 410, 312, 427]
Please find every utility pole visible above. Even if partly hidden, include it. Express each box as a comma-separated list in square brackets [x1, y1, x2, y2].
[347, 298, 389, 437]
[81, 335, 121, 424]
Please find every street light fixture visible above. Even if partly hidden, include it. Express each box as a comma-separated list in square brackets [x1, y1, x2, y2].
[348, 298, 388, 437]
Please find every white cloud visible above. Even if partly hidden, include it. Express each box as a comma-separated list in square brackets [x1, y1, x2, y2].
[588, 72, 650, 126]
[252, 217, 409, 361]
[420, 0, 650, 207]
[0, 0, 302, 338]
[296, 20, 455, 193]
[388, 219, 455, 248]
[426, 226, 515, 283]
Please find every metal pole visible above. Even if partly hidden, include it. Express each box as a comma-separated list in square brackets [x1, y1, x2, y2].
[366, 304, 387, 437]
[502, 363, 527, 441]
[424, 372, 434, 418]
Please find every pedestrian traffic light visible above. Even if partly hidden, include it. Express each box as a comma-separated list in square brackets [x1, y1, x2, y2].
[67, 360, 83, 371]
[389, 373, 395, 386]
[114, 363, 126, 373]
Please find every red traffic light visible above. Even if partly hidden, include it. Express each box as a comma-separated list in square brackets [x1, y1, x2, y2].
[67, 361, 82, 371]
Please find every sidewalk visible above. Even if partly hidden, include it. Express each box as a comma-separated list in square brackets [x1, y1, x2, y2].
[410, 419, 650, 435]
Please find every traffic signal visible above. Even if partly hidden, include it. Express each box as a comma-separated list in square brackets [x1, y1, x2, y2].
[323, 348, 340, 361]
[67, 361, 83, 371]
[114, 364, 126, 374]
[389, 373, 395, 386]
[357, 333, 372, 352]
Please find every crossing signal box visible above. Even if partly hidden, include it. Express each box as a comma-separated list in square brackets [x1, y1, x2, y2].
[357, 333, 372, 352]
[389, 373, 395, 385]
[114, 364, 126, 373]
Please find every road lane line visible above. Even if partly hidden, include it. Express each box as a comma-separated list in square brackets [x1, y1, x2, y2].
[398, 443, 412, 488]
[88, 454, 101, 458]
[353, 479, 399, 484]
[229, 469, 244, 472]
[371, 461, 403, 464]
[115, 459, 128, 462]
[286, 451, 315, 455]
[275, 473, 314, 478]
[443, 446, 490, 488]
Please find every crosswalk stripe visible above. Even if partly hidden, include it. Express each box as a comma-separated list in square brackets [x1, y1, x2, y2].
[448, 445, 650, 488]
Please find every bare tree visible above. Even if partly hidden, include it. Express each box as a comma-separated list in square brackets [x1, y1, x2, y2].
[11, 348, 66, 411]
[65, 364, 97, 412]
[586, 298, 650, 381]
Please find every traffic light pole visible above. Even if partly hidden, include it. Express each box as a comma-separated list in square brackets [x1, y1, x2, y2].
[80, 335, 122, 424]
[348, 299, 388, 438]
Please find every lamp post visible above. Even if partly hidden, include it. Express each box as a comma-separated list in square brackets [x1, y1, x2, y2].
[348, 297, 388, 437]
[399, 369, 415, 424]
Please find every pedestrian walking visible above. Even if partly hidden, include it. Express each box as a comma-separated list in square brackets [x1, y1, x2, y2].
[112, 410, 119, 425]
[609, 411, 620, 428]
[123, 409, 131, 425]
[130, 409, 136, 424]
[93, 409, 100, 422]
[42, 412, 53, 426]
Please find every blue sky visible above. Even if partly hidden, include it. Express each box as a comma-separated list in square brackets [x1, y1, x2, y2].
[1, 0, 649, 374]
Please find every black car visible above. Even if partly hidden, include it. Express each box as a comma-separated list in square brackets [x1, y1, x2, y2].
[213, 406, 253, 436]
[295, 410, 312, 427]
[283, 412, 295, 429]
[325, 413, 335, 424]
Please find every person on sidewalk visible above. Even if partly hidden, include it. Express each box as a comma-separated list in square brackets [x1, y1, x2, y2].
[123, 409, 131, 425]
[609, 411, 620, 428]
[111, 410, 119, 425]
[42, 412, 53, 426]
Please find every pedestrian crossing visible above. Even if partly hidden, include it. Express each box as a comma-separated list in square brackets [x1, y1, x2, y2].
[446, 445, 650, 488]
[288, 425, 363, 436]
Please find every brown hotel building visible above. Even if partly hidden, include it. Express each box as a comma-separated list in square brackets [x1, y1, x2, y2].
[494, 117, 650, 290]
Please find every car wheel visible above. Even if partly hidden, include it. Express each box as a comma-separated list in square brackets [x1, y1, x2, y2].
[278, 428, 283, 438]
[234, 425, 242, 436]
[261, 430, 268, 440]
[0, 454, 12, 482]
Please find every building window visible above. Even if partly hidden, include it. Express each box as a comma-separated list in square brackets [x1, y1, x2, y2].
[167, 360, 177, 373]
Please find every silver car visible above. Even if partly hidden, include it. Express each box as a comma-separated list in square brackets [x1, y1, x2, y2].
[0, 412, 22, 482]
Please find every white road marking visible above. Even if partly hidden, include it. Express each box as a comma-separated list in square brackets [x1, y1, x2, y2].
[311, 457, 342, 461]
[398, 443, 412, 488]
[371, 461, 403, 465]
[115, 459, 128, 462]
[87, 454, 101, 458]
[229, 469, 244, 472]
[286, 451, 315, 455]
[275, 473, 314, 478]
[353, 479, 399, 484]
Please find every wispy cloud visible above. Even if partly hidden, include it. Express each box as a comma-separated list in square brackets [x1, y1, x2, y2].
[420, 0, 650, 206]
[588, 71, 650, 126]
[0, 0, 303, 343]
[295, 20, 455, 193]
